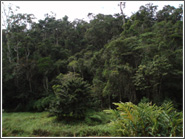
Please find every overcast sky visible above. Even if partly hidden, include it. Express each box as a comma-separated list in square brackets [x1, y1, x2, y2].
[1, 1, 184, 23]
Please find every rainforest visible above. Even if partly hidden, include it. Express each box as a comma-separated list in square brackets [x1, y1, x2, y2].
[2, 2, 183, 137]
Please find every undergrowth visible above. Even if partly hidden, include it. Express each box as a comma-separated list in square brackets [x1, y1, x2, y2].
[105, 101, 183, 137]
[2, 101, 182, 137]
[2, 111, 112, 137]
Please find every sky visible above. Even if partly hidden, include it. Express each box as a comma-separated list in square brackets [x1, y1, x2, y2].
[1, 1, 184, 24]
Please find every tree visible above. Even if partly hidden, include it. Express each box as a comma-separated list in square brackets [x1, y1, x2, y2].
[133, 55, 172, 102]
[118, 2, 126, 25]
[2, 3, 183, 112]
[50, 72, 92, 119]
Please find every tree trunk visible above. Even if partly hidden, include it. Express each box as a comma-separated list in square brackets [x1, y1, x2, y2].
[43, 76, 49, 93]
[7, 42, 12, 63]
[26, 46, 30, 62]
[14, 42, 21, 65]
[46, 76, 48, 92]
[29, 78, 32, 92]
[119, 2, 126, 25]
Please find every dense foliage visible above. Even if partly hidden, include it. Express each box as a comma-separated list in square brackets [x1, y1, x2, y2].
[2, 2, 183, 115]
[50, 72, 92, 119]
[105, 101, 183, 137]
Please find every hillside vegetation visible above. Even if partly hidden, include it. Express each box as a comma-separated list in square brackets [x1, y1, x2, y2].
[2, 3, 183, 137]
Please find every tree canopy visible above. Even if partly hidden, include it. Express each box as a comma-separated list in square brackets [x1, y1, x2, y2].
[2, 3, 183, 112]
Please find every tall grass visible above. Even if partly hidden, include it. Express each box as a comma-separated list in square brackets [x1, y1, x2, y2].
[2, 111, 112, 137]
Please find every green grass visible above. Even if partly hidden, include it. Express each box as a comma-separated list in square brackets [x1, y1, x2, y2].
[2, 111, 113, 137]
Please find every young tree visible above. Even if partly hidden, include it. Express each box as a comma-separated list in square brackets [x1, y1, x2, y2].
[50, 72, 92, 119]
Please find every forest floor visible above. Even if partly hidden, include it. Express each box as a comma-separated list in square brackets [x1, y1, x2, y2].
[2, 112, 113, 137]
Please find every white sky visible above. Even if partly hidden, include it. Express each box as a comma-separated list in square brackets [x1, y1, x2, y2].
[1, 1, 184, 23]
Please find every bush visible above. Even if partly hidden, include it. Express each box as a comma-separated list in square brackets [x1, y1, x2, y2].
[105, 101, 183, 137]
[139, 97, 150, 103]
[85, 110, 113, 126]
[33, 95, 55, 112]
[50, 72, 92, 119]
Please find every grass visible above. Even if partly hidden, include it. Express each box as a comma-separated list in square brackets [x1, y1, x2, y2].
[2, 111, 113, 137]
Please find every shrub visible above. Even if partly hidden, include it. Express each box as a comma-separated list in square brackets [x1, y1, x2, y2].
[33, 95, 55, 111]
[50, 72, 92, 119]
[85, 110, 113, 125]
[139, 97, 150, 103]
[105, 101, 183, 137]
